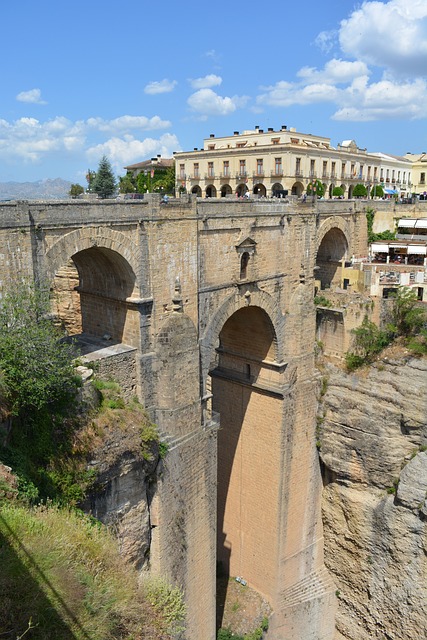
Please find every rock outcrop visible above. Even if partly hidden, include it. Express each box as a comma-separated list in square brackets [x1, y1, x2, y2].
[318, 355, 427, 640]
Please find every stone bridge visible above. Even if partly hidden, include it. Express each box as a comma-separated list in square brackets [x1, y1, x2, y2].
[0, 195, 368, 639]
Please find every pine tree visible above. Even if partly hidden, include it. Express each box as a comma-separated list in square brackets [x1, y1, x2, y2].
[93, 156, 117, 199]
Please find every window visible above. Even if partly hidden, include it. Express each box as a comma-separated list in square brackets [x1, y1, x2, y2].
[193, 163, 199, 178]
[179, 164, 185, 179]
[351, 163, 355, 176]
[208, 144, 215, 150]
[240, 252, 249, 279]
[341, 162, 346, 177]
[331, 162, 336, 177]
[208, 162, 214, 177]
[367, 166, 371, 178]
[223, 161, 229, 176]
[310, 159, 315, 177]
[271, 138, 280, 145]
[392, 170, 395, 181]
[236, 142, 246, 148]
[359, 164, 364, 179]
[275, 158, 282, 175]
[380, 168, 384, 180]
[256, 159, 263, 175]
[421, 172, 426, 184]
[295, 157, 301, 175]
[374, 167, 378, 179]
[239, 159, 246, 176]
[322, 160, 327, 177]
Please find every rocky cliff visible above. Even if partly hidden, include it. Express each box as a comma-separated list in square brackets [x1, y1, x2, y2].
[318, 353, 427, 640]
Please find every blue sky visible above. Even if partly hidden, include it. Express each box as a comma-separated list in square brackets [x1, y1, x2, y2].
[0, 0, 426, 183]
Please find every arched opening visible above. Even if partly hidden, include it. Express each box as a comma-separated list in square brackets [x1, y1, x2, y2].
[329, 184, 334, 198]
[51, 246, 139, 348]
[220, 184, 232, 198]
[348, 185, 354, 199]
[253, 183, 266, 197]
[240, 252, 250, 279]
[191, 185, 202, 197]
[206, 184, 217, 198]
[291, 181, 304, 196]
[236, 183, 248, 197]
[316, 228, 348, 289]
[211, 306, 281, 622]
[271, 182, 283, 195]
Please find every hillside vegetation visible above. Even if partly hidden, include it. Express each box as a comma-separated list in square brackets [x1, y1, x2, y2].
[0, 281, 185, 639]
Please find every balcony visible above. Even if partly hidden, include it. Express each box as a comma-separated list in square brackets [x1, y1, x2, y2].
[309, 171, 317, 179]
[271, 170, 284, 177]
[235, 172, 248, 180]
[219, 173, 231, 181]
[204, 173, 215, 180]
[187, 174, 200, 181]
[295, 170, 303, 178]
[253, 172, 265, 179]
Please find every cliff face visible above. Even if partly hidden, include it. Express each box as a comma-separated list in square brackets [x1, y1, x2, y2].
[318, 355, 427, 640]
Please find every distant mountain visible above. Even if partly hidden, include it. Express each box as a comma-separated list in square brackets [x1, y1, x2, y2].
[0, 178, 73, 201]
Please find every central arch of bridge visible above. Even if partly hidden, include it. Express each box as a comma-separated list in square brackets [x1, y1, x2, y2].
[209, 305, 284, 620]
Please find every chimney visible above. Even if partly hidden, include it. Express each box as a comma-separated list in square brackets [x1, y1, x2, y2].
[234, 131, 239, 135]
[210, 133, 215, 138]
[281, 125, 287, 130]
[268, 127, 274, 132]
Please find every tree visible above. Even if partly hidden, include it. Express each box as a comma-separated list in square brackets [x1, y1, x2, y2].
[353, 183, 367, 198]
[370, 184, 384, 198]
[68, 183, 84, 198]
[306, 179, 325, 198]
[119, 172, 137, 194]
[0, 280, 79, 421]
[387, 287, 426, 338]
[332, 186, 344, 198]
[92, 156, 117, 199]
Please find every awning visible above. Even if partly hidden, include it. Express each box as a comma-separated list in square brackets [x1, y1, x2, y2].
[398, 219, 416, 227]
[408, 245, 427, 255]
[415, 219, 427, 229]
[384, 188, 398, 194]
[371, 243, 389, 252]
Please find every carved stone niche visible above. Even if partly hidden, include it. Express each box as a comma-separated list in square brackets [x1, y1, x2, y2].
[236, 237, 257, 280]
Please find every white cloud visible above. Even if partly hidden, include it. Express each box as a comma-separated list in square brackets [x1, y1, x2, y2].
[0, 114, 174, 164]
[333, 77, 427, 120]
[187, 88, 248, 116]
[315, 30, 337, 54]
[297, 59, 370, 84]
[16, 88, 47, 105]
[189, 74, 222, 89]
[86, 133, 180, 174]
[257, 0, 427, 127]
[257, 79, 340, 107]
[339, 0, 427, 76]
[86, 115, 171, 133]
[144, 79, 177, 94]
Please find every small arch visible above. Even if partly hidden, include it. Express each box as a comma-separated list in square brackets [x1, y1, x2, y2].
[220, 184, 232, 198]
[191, 185, 202, 197]
[206, 184, 217, 198]
[348, 185, 354, 199]
[236, 183, 248, 197]
[291, 181, 304, 196]
[253, 183, 266, 197]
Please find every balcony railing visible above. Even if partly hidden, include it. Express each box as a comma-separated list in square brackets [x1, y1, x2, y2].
[295, 170, 303, 177]
[271, 170, 284, 177]
[219, 173, 231, 180]
[253, 172, 265, 178]
[235, 172, 248, 179]
[204, 173, 215, 180]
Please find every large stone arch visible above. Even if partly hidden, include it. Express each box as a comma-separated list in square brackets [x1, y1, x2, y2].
[44, 226, 142, 291]
[200, 287, 284, 395]
[316, 217, 351, 290]
[45, 226, 144, 348]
